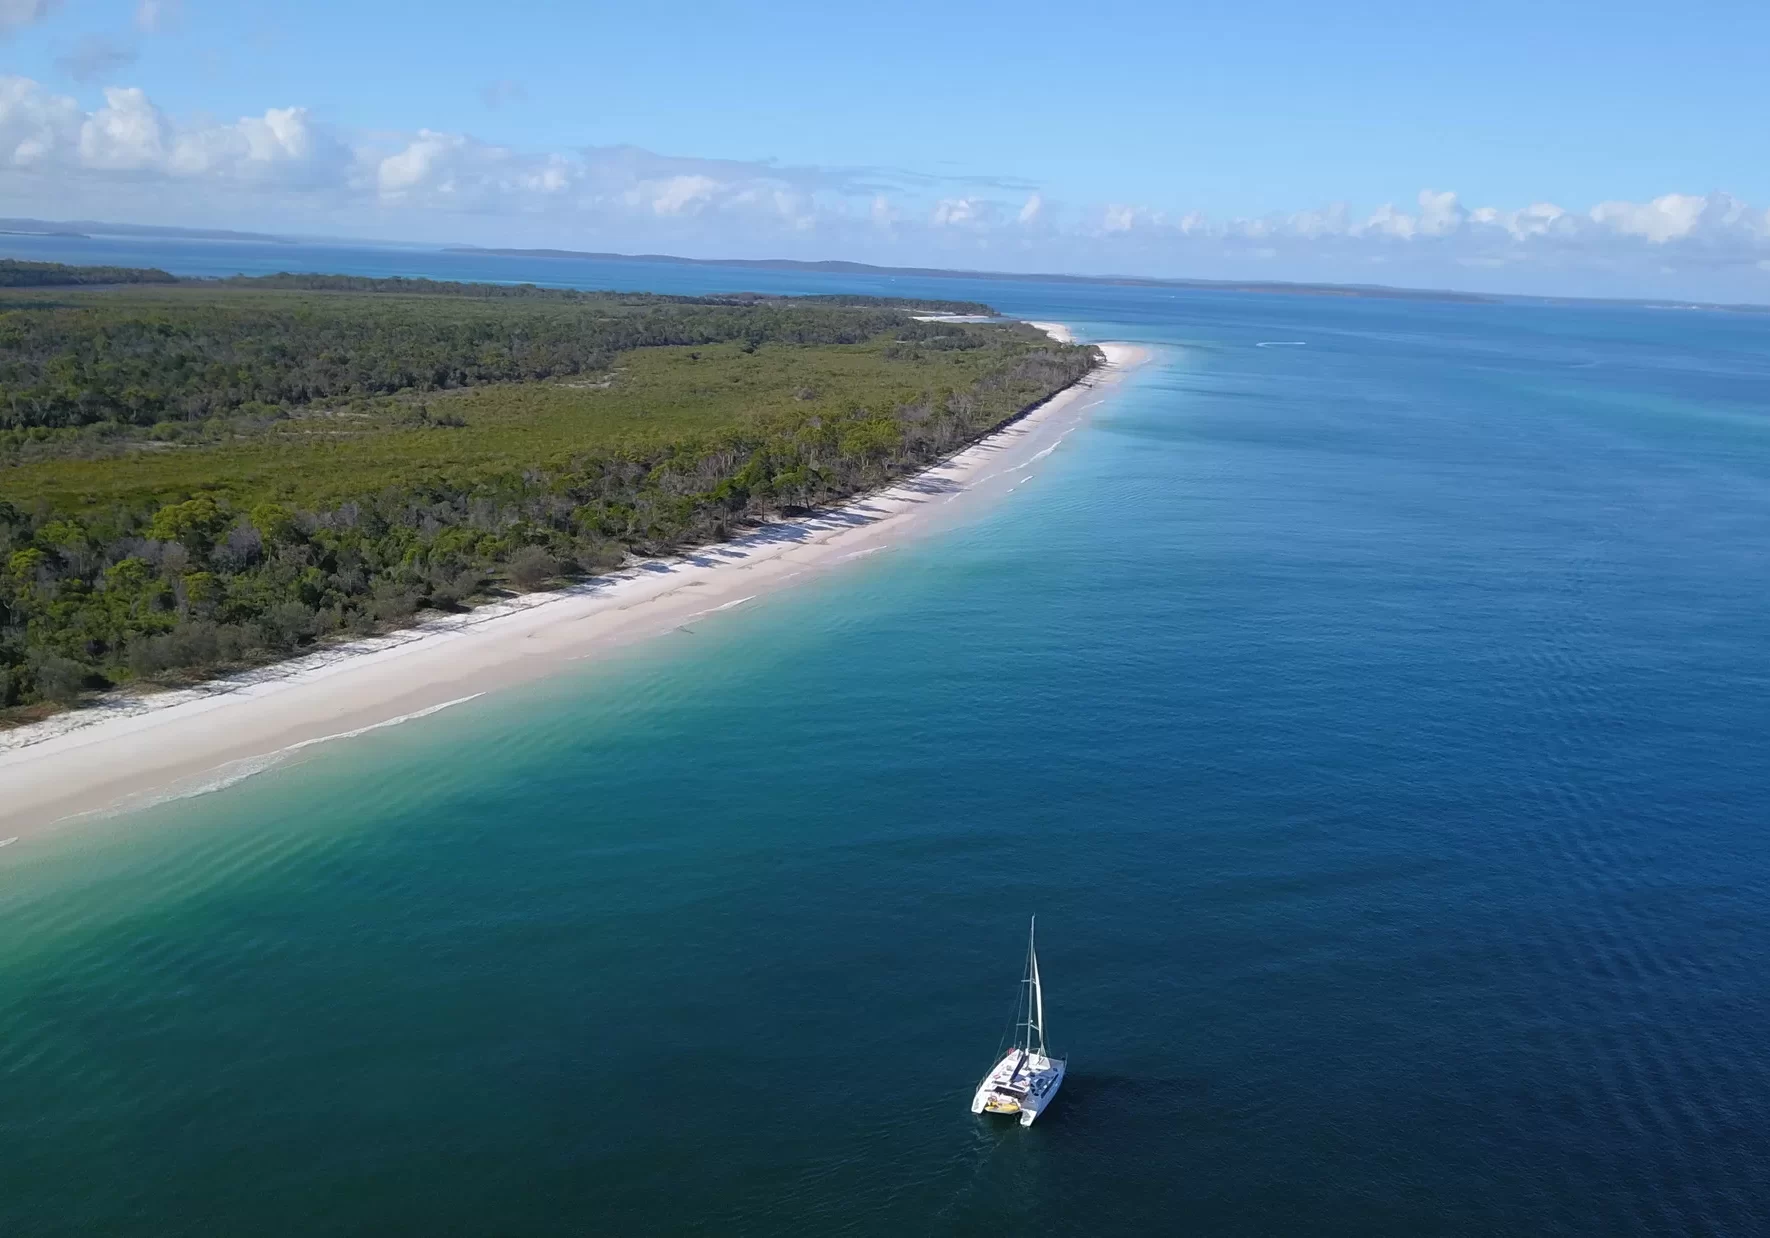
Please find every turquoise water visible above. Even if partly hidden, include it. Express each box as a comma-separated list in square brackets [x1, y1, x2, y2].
[4, 245, 1770, 1234]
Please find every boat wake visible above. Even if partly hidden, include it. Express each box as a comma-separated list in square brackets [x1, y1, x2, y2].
[1255, 340, 1307, 348]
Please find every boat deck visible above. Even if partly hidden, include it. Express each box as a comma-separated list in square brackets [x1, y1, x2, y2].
[973, 1048, 1065, 1119]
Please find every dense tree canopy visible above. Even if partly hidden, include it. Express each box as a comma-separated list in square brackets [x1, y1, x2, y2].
[1, 282, 991, 433]
[0, 271, 1098, 716]
[0, 259, 178, 288]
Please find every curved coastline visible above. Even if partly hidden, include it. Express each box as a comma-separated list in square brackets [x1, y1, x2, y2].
[0, 329, 1149, 839]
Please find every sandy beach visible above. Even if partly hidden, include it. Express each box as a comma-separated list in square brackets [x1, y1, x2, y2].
[0, 330, 1148, 840]
[1025, 321, 1076, 343]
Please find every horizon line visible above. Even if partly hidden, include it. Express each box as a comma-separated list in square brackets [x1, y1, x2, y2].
[5, 216, 1770, 314]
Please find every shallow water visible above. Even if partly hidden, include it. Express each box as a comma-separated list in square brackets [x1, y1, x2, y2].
[4, 245, 1770, 1235]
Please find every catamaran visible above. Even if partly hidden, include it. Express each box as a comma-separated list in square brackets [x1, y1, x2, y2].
[971, 917, 1066, 1127]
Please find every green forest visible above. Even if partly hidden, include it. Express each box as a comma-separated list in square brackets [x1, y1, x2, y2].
[1, 264, 1098, 717]
[0, 258, 178, 288]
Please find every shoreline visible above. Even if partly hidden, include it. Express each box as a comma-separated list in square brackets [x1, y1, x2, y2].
[0, 329, 1149, 840]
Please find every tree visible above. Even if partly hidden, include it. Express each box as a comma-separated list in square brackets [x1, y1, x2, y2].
[508, 546, 558, 591]
[31, 654, 94, 704]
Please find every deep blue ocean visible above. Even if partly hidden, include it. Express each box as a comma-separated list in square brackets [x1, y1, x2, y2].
[3, 236, 1769, 1236]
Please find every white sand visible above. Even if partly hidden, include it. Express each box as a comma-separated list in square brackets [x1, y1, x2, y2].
[0, 330, 1149, 838]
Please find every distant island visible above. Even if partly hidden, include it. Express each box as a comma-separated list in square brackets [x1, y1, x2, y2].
[444, 246, 1503, 305]
[5, 217, 1765, 312]
[441, 247, 1770, 314]
[0, 218, 294, 244]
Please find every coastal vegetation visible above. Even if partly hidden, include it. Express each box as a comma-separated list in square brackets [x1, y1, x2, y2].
[0, 267, 1097, 718]
[0, 258, 178, 288]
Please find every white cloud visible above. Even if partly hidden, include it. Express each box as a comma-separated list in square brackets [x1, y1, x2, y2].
[77, 85, 163, 169]
[1416, 189, 1465, 237]
[1590, 192, 1713, 243]
[1362, 201, 1417, 239]
[170, 105, 334, 183]
[1470, 201, 1567, 239]
[2, 74, 1768, 298]
[1101, 203, 1166, 234]
[869, 193, 898, 230]
[1175, 209, 1211, 236]
[932, 197, 980, 226]
[375, 130, 467, 197]
[645, 174, 719, 216]
[1, 73, 80, 164]
[1281, 203, 1350, 240]
[2, 78, 347, 184]
[1092, 187, 1770, 274]
[0, 0, 59, 35]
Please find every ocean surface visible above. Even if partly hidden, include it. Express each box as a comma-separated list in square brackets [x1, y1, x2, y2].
[4, 238, 1770, 1236]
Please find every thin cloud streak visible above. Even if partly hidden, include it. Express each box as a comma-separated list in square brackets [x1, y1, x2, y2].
[134, 0, 183, 33]
[54, 35, 139, 84]
[0, 0, 60, 36]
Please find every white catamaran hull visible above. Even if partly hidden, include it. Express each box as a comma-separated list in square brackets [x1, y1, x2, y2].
[971, 1049, 1067, 1127]
[1024, 1069, 1063, 1127]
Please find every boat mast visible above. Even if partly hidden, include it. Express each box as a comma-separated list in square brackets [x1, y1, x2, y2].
[1027, 916, 1045, 1058]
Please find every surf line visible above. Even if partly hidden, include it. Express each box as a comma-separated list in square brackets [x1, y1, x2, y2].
[90, 691, 494, 822]
[837, 545, 890, 562]
[1018, 429, 1074, 468]
[1255, 341, 1307, 347]
[0, 837, 17, 848]
[285, 694, 485, 755]
[678, 594, 757, 628]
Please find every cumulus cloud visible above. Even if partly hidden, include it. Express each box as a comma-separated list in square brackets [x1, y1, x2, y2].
[78, 85, 163, 168]
[1469, 201, 1566, 239]
[1, 0, 59, 35]
[2, 75, 1768, 297]
[869, 193, 898, 230]
[1102, 203, 1167, 234]
[356, 130, 829, 233]
[1589, 193, 1712, 243]
[646, 175, 719, 215]
[3, 78, 348, 185]
[1, 74, 79, 164]
[1416, 189, 1465, 237]
[931, 197, 979, 226]
[374, 130, 467, 197]
[1083, 187, 1770, 284]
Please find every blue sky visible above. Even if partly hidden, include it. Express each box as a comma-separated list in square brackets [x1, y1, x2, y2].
[3, 0, 1769, 298]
